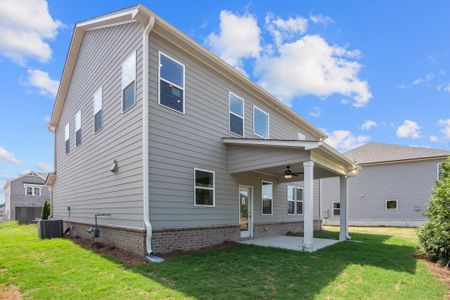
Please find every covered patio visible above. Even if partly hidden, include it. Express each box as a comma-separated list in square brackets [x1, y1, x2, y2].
[223, 137, 359, 252]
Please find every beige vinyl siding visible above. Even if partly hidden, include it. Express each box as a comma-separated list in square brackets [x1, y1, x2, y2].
[53, 22, 145, 228]
[322, 159, 444, 223]
[147, 33, 319, 229]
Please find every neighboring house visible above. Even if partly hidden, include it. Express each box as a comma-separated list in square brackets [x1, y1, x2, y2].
[3, 171, 50, 224]
[46, 5, 358, 257]
[322, 142, 450, 227]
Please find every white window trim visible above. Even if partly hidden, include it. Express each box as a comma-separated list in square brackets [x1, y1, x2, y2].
[93, 86, 103, 134]
[228, 92, 245, 137]
[386, 199, 398, 210]
[121, 51, 137, 113]
[332, 201, 340, 216]
[158, 51, 186, 114]
[253, 106, 270, 139]
[193, 168, 215, 207]
[75, 110, 82, 147]
[261, 180, 273, 215]
[24, 184, 42, 196]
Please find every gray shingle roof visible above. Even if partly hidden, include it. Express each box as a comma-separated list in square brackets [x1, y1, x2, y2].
[345, 142, 450, 164]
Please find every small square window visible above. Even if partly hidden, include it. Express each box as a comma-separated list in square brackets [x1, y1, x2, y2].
[159, 53, 185, 113]
[386, 200, 398, 210]
[194, 169, 215, 206]
[333, 202, 340, 216]
[26, 187, 33, 196]
[34, 187, 40, 196]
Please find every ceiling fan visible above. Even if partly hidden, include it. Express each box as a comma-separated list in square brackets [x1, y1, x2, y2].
[284, 165, 303, 179]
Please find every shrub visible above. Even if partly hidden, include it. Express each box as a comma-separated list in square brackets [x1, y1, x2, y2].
[417, 158, 450, 267]
[41, 200, 51, 220]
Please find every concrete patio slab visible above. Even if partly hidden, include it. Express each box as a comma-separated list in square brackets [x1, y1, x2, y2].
[239, 235, 340, 252]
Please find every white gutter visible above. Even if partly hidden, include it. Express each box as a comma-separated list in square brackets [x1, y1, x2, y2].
[142, 15, 159, 260]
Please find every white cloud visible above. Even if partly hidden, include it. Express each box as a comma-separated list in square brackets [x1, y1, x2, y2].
[324, 129, 370, 152]
[396, 120, 422, 139]
[206, 10, 260, 69]
[429, 135, 438, 142]
[265, 13, 308, 47]
[36, 161, 53, 172]
[255, 35, 371, 107]
[361, 120, 377, 130]
[0, 0, 62, 64]
[26, 68, 59, 97]
[437, 83, 450, 93]
[0, 146, 20, 165]
[411, 73, 433, 85]
[308, 107, 321, 118]
[309, 14, 334, 26]
[438, 119, 450, 139]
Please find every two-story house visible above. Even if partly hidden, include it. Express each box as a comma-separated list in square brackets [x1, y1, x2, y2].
[3, 171, 50, 224]
[46, 5, 358, 258]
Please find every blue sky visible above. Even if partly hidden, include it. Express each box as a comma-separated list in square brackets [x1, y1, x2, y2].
[1, 0, 450, 203]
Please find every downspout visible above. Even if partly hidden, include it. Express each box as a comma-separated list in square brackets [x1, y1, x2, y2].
[142, 15, 163, 262]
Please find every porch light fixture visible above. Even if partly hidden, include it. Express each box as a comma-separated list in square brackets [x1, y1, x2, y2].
[284, 165, 302, 179]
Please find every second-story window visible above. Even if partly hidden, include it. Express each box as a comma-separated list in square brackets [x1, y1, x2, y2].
[93, 87, 103, 133]
[75, 110, 82, 146]
[64, 123, 70, 154]
[159, 52, 185, 113]
[122, 52, 136, 112]
[229, 92, 244, 136]
[253, 106, 269, 139]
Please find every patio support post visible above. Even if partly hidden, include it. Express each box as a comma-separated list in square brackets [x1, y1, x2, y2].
[303, 161, 314, 251]
[339, 176, 349, 241]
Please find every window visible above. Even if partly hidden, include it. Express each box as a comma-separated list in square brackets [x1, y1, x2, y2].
[253, 106, 269, 138]
[159, 52, 185, 113]
[332, 202, 340, 216]
[229, 92, 244, 136]
[298, 132, 306, 140]
[64, 123, 70, 154]
[437, 163, 444, 181]
[287, 186, 303, 215]
[194, 169, 215, 206]
[93, 87, 103, 133]
[386, 200, 398, 210]
[122, 52, 136, 112]
[75, 110, 82, 146]
[26, 187, 33, 196]
[262, 181, 273, 215]
[24, 185, 42, 196]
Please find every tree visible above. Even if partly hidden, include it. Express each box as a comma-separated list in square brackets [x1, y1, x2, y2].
[418, 158, 450, 267]
[41, 200, 51, 220]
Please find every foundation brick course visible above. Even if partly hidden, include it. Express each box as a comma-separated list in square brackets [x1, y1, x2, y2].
[63, 220, 322, 256]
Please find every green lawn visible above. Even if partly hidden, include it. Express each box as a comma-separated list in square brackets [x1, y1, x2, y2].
[0, 222, 447, 299]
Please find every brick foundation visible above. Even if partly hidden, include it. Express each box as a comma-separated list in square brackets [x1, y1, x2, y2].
[151, 225, 240, 254]
[63, 220, 322, 256]
[64, 221, 146, 256]
[254, 220, 322, 238]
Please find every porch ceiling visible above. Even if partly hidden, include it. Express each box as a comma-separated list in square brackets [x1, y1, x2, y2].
[223, 138, 358, 179]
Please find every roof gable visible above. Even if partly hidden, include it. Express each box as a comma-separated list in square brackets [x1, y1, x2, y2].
[345, 142, 450, 164]
[48, 5, 325, 140]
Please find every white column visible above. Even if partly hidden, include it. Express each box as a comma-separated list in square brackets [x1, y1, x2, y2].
[339, 176, 349, 241]
[303, 161, 314, 251]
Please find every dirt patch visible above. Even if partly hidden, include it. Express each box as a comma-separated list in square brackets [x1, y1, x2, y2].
[422, 259, 450, 288]
[67, 236, 146, 266]
[156, 241, 237, 259]
[0, 285, 21, 300]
